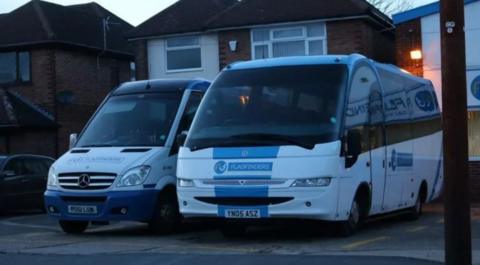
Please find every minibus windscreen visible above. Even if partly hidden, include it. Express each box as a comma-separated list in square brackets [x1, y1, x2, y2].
[186, 65, 347, 151]
[76, 93, 181, 147]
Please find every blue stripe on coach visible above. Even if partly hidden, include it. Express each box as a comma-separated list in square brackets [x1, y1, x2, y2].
[213, 147, 280, 159]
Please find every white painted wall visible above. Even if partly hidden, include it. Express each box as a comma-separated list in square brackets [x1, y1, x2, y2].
[147, 34, 220, 81]
[421, 1, 480, 109]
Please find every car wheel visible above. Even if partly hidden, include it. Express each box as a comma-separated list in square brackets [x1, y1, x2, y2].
[338, 198, 361, 237]
[149, 190, 181, 235]
[59, 220, 88, 234]
[220, 222, 247, 237]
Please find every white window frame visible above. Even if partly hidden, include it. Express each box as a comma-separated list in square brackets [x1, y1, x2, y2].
[164, 36, 203, 73]
[250, 22, 328, 60]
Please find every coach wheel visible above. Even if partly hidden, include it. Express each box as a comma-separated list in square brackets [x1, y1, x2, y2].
[406, 188, 425, 221]
[59, 220, 89, 234]
[338, 198, 361, 237]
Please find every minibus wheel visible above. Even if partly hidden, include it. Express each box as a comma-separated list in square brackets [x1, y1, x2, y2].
[149, 189, 180, 234]
[338, 198, 361, 237]
[220, 222, 246, 237]
[59, 220, 88, 234]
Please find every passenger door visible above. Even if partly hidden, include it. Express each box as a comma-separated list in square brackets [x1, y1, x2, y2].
[0, 157, 26, 209]
[22, 157, 50, 208]
[379, 69, 414, 211]
[347, 62, 387, 215]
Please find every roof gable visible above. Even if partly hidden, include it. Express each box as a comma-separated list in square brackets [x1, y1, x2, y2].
[127, 0, 238, 39]
[128, 0, 392, 39]
[0, 0, 133, 55]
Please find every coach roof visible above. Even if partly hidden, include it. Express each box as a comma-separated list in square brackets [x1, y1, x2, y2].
[112, 79, 210, 96]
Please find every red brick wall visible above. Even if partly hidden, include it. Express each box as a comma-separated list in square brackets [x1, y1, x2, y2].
[327, 19, 395, 63]
[470, 161, 480, 202]
[395, 19, 423, 76]
[6, 47, 132, 157]
[132, 40, 149, 80]
[218, 29, 252, 69]
[54, 49, 131, 153]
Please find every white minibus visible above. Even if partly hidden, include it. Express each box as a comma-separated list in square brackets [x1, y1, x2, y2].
[176, 55, 443, 236]
[45, 79, 209, 234]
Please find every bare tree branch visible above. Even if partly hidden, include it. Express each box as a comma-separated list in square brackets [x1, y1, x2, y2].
[367, 0, 413, 16]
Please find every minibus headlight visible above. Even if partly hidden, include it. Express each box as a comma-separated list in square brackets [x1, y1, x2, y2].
[290, 177, 332, 187]
[177, 178, 195, 187]
[47, 167, 58, 187]
[117, 166, 151, 187]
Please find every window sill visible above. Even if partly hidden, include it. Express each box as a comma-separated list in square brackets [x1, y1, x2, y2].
[165, 68, 203, 74]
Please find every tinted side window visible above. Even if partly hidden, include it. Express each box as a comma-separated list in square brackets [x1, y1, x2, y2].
[23, 158, 44, 175]
[171, 92, 204, 155]
[4, 158, 23, 176]
[345, 63, 381, 153]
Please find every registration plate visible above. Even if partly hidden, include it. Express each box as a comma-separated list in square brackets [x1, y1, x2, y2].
[68, 205, 98, 214]
[225, 209, 260, 219]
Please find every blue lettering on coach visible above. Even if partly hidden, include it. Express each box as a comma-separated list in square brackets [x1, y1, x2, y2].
[415, 91, 435, 112]
[228, 162, 273, 172]
[214, 161, 227, 174]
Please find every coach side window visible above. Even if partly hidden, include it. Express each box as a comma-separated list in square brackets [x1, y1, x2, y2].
[344, 62, 381, 167]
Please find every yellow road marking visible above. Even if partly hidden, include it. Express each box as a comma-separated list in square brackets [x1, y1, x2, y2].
[341, 236, 389, 250]
[406, 226, 426, 232]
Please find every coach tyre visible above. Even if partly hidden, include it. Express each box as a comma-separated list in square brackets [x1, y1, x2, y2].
[59, 220, 89, 234]
[338, 197, 361, 236]
[406, 182, 427, 221]
[149, 188, 181, 234]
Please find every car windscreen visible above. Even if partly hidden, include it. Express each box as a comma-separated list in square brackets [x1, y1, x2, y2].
[76, 92, 182, 148]
[185, 64, 348, 151]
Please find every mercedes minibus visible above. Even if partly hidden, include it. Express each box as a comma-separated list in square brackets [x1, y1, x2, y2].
[45, 79, 209, 234]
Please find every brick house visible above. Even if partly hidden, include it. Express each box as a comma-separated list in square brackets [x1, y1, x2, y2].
[393, 0, 480, 201]
[0, 0, 135, 158]
[127, 0, 395, 81]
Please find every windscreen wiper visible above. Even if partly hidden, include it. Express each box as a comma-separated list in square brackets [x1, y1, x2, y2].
[189, 138, 273, 152]
[80, 144, 114, 148]
[230, 133, 315, 150]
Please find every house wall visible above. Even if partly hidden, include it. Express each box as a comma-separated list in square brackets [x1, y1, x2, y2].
[420, 1, 480, 109]
[132, 39, 149, 80]
[395, 19, 423, 76]
[218, 29, 252, 69]
[327, 19, 394, 63]
[135, 19, 395, 80]
[147, 34, 220, 80]
[394, 1, 480, 201]
[6, 47, 132, 157]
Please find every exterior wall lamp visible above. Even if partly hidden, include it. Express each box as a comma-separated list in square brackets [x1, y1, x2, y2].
[410, 49, 423, 60]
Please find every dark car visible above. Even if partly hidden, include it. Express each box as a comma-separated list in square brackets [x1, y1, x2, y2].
[0, 155, 54, 213]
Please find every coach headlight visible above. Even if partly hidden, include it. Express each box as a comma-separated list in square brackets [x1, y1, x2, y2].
[177, 178, 195, 187]
[291, 177, 331, 187]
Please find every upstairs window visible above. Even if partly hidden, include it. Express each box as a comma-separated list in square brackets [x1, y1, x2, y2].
[0, 51, 31, 85]
[251, 22, 327, 60]
[166, 36, 201, 71]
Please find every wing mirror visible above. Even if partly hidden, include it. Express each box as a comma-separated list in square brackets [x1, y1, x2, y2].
[69, 133, 78, 149]
[176, 131, 188, 147]
[344, 129, 362, 168]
